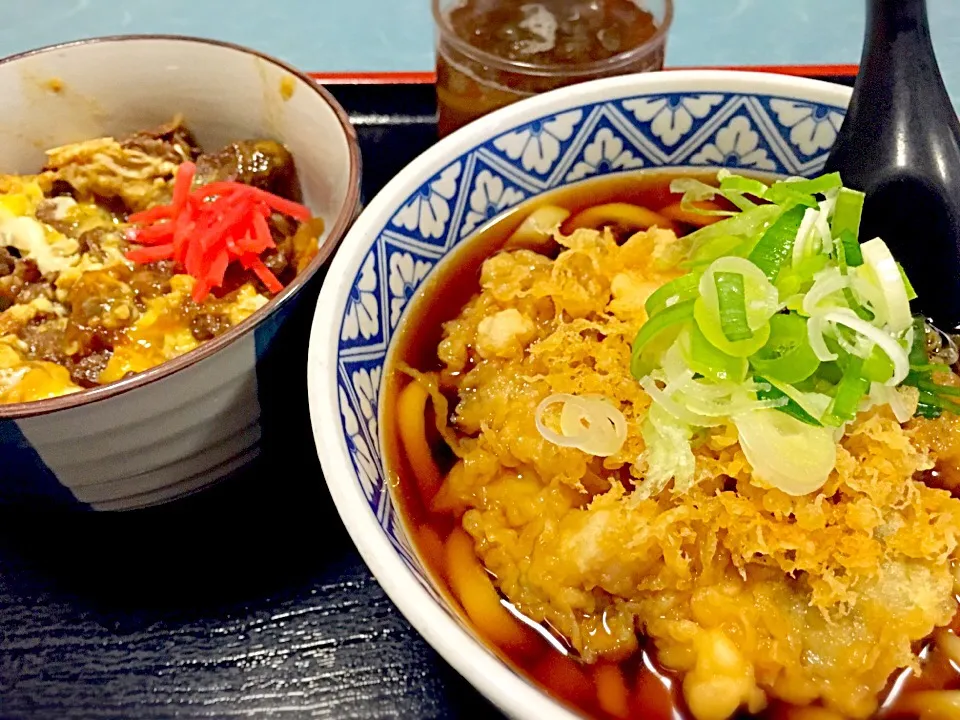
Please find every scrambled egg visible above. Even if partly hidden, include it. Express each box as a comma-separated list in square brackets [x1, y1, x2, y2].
[426, 226, 960, 719]
[43, 136, 180, 212]
[0, 178, 271, 403]
[99, 277, 266, 383]
[0, 183, 79, 275]
[0, 338, 79, 402]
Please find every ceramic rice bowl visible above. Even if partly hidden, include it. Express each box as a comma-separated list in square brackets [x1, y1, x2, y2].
[0, 35, 361, 510]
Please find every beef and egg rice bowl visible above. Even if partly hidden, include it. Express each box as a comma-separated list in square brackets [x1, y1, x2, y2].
[0, 117, 322, 405]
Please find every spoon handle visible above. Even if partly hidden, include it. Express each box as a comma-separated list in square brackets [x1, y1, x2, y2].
[825, 0, 960, 329]
[863, 0, 944, 92]
[828, 0, 954, 184]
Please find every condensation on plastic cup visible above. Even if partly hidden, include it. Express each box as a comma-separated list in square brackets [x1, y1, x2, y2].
[433, 0, 674, 137]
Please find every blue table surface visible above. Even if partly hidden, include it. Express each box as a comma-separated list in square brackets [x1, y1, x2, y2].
[5, 1, 960, 106]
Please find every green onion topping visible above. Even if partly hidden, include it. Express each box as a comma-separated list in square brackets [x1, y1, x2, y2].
[748, 205, 807, 281]
[714, 271, 753, 342]
[630, 171, 952, 498]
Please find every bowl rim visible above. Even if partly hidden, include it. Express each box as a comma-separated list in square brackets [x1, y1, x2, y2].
[0, 33, 362, 419]
[309, 69, 854, 720]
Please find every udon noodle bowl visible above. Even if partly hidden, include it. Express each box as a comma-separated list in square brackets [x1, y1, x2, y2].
[384, 171, 960, 720]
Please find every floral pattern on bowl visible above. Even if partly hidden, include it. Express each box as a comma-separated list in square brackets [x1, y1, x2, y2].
[309, 72, 853, 720]
[336, 88, 846, 573]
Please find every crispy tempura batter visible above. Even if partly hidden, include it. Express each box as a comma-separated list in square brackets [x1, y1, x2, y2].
[428, 226, 960, 720]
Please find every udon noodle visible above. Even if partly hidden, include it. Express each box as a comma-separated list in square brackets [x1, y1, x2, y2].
[385, 172, 960, 720]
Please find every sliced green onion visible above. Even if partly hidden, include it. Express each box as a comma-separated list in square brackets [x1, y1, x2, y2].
[631, 299, 695, 379]
[715, 271, 753, 341]
[748, 205, 807, 281]
[910, 363, 945, 373]
[773, 173, 842, 197]
[837, 229, 863, 267]
[791, 207, 820, 265]
[908, 374, 960, 397]
[670, 176, 752, 214]
[809, 361, 842, 387]
[734, 406, 837, 495]
[898, 263, 918, 301]
[833, 230, 851, 272]
[916, 389, 960, 418]
[802, 267, 849, 316]
[681, 205, 782, 263]
[632, 327, 685, 381]
[774, 270, 802, 299]
[901, 324, 960, 417]
[861, 344, 895, 384]
[860, 238, 912, 333]
[776, 254, 830, 299]
[783, 293, 805, 313]
[750, 313, 820, 383]
[903, 369, 926, 387]
[700, 256, 780, 331]
[806, 315, 839, 362]
[820, 309, 910, 385]
[763, 173, 841, 214]
[903, 371, 960, 417]
[681, 235, 747, 269]
[830, 188, 865, 240]
[694, 297, 770, 357]
[634, 299, 696, 352]
[822, 355, 871, 426]
[769, 375, 833, 418]
[670, 177, 719, 201]
[814, 199, 835, 257]
[754, 376, 823, 426]
[720, 192, 757, 213]
[719, 174, 769, 199]
[830, 230, 873, 320]
[866, 382, 915, 423]
[916, 389, 943, 418]
[681, 323, 749, 383]
[938, 397, 960, 416]
[832, 323, 871, 358]
[833, 231, 873, 321]
[645, 273, 703, 318]
[846, 291, 875, 322]
[765, 184, 819, 210]
[637, 171, 951, 468]
[908, 316, 929, 368]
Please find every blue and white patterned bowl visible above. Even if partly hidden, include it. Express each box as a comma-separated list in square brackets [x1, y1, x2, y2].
[0, 36, 361, 510]
[307, 71, 852, 719]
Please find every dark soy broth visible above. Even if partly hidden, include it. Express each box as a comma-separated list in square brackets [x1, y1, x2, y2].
[381, 171, 960, 720]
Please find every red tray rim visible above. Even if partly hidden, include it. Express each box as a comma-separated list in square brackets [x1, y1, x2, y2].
[307, 64, 858, 85]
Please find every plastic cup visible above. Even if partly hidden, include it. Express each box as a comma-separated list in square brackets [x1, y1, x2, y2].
[434, 0, 674, 137]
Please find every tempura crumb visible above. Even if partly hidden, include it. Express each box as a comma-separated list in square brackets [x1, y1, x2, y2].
[476, 308, 537, 359]
[430, 225, 960, 719]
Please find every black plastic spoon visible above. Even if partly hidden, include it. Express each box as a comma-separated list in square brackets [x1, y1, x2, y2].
[823, 0, 960, 331]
